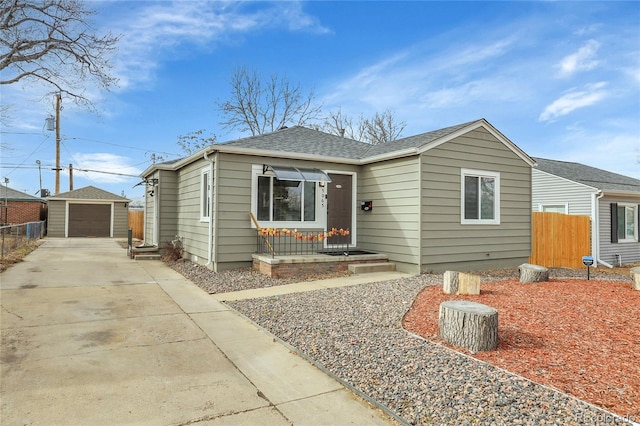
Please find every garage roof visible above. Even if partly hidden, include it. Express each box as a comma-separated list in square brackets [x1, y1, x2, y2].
[48, 186, 130, 202]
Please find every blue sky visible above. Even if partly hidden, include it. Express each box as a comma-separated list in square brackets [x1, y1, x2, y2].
[2, 1, 639, 203]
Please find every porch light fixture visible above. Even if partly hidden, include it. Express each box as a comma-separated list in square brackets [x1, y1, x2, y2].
[262, 165, 332, 184]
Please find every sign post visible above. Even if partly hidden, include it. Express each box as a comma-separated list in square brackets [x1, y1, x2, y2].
[582, 256, 594, 280]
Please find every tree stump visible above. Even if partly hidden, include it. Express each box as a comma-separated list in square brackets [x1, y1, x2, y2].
[458, 272, 480, 295]
[438, 300, 498, 353]
[443, 271, 459, 294]
[519, 263, 549, 283]
[444, 271, 480, 295]
[630, 267, 640, 291]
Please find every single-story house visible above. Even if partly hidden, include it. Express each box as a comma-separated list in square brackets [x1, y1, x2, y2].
[141, 119, 535, 274]
[47, 186, 130, 238]
[0, 185, 47, 225]
[532, 157, 640, 267]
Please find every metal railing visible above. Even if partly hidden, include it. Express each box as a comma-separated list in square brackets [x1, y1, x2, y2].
[1, 221, 46, 258]
[255, 228, 351, 258]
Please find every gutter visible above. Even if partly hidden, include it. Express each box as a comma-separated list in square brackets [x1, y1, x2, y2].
[204, 150, 216, 267]
[593, 190, 613, 268]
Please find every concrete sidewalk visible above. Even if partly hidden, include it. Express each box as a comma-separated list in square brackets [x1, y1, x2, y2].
[0, 238, 397, 425]
[214, 271, 411, 302]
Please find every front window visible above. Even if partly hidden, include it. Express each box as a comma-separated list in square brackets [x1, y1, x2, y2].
[617, 204, 636, 241]
[256, 175, 316, 223]
[461, 169, 500, 224]
[201, 169, 211, 221]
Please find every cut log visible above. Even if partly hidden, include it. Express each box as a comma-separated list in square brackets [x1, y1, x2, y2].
[438, 300, 498, 353]
[458, 272, 480, 295]
[519, 263, 549, 283]
[630, 267, 640, 291]
[443, 271, 459, 294]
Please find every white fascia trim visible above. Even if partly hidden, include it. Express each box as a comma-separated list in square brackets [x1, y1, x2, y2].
[600, 190, 640, 198]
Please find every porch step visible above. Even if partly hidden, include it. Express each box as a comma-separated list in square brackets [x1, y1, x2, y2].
[134, 253, 162, 261]
[130, 245, 160, 260]
[348, 262, 396, 274]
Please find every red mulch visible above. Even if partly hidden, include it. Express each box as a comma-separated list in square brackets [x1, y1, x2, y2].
[403, 278, 640, 418]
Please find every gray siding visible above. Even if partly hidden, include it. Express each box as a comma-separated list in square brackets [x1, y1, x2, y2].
[144, 171, 158, 245]
[358, 157, 421, 273]
[47, 200, 66, 237]
[214, 153, 358, 270]
[531, 169, 596, 215]
[175, 160, 210, 263]
[598, 195, 640, 265]
[113, 202, 129, 238]
[420, 128, 532, 272]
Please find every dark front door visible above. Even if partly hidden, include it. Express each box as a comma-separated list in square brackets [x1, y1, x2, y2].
[68, 204, 111, 237]
[326, 173, 352, 245]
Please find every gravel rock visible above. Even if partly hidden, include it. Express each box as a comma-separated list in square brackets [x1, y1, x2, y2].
[168, 259, 632, 425]
[224, 274, 630, 425]
[166, 259, 350, 294]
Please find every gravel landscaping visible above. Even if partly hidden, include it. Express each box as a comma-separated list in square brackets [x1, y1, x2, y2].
[167, 259, 635, 425]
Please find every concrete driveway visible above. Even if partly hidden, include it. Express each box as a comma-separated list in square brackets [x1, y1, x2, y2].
[0, 238, 394, 425]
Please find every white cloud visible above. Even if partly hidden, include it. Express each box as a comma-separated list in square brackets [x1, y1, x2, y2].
[539, 82, 608, 122]
[556, 39, 601, 77]
[71, 153, 142, 184]
[109, 1, 330, 91]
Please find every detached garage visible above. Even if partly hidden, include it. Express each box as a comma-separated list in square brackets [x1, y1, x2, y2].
[47, 186, 130, 238]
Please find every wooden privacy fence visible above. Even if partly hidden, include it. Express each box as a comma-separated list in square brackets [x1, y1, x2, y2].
[529, 212, 590, 269]
[128, 210, 144, 240]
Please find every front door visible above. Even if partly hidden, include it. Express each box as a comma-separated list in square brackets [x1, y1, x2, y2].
[326, 173, 353, 246]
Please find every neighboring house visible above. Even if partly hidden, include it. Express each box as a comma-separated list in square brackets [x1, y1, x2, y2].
[47, 186, 130, 238]
[532, 157, 640, 267]
[141, 119, 535, 274]
[0, 184, 47, 225]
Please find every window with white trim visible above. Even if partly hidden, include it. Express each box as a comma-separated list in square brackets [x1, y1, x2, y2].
[461, 169, 500, 224]
[541, 204, 568, 213]
[201, 169, 211, 222]
[251, 165, 322, 227]
[616, 203, 637, 242]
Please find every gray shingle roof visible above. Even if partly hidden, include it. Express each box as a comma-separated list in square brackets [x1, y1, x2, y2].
[0, 185, 44, 202]
[362, 120, 481, 157]
[220, 126, 372, 159]
[48, 186, 130, 201]
[534, 157, 640, 193]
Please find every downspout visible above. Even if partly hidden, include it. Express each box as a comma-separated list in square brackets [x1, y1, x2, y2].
[204, 150, 215, 268]
[594, 190, 613, 268]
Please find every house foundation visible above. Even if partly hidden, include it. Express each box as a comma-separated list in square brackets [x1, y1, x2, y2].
[252, 253, 389, 278]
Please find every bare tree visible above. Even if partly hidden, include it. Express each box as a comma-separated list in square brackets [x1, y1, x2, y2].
[363, 109, 406, 144]
[219, 66, 322, 136]
[323, 108, 406, 144]
[0, 0, 119, 108]
[176, 129, 217, 155]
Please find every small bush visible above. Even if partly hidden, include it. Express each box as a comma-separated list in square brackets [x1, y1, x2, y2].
[161, 239, 183, 261]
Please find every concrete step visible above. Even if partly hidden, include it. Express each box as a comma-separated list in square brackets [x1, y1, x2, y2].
[135, 254, 162, 261]
[348, 262, 396, 274]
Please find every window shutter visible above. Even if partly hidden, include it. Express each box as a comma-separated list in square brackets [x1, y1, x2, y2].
[637, 205, 640, 242]
[610, 203, 618, 243]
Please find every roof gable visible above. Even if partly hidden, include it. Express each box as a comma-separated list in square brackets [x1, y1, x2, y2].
[142, 119, 534, 176]
[48, 186, 130, 201]
[533, 158, 640, 193]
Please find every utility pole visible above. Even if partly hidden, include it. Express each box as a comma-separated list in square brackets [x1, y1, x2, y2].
[35, 160, 42, 196]
[54, 93, 61, 195]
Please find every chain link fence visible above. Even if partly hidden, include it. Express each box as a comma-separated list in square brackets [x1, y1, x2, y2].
[1, 221, 46, 259]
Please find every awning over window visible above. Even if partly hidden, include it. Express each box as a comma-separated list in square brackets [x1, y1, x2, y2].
[263, 165, 332, 183]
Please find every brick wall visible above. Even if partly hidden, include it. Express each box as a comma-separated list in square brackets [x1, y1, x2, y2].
[1, 201, 45, 225]
[253, 258, 382, 279]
